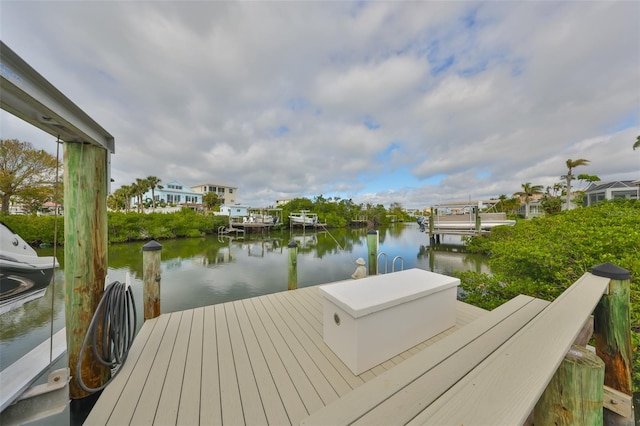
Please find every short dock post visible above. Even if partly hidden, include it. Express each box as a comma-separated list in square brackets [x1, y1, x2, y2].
[591, 263, 634, 424]
[533, 344, 605, 425]
[288, 240, 298, 290]
[367, 229, 378, 276]
[143, 240, 162, 320]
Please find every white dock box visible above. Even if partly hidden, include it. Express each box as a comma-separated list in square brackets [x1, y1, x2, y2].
[318, 268, 459, 375]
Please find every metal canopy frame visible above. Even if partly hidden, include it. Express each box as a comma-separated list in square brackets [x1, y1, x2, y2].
[0, 41, 115, 153]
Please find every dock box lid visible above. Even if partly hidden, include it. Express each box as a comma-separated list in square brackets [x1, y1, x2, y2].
[318, 268, 459, 318]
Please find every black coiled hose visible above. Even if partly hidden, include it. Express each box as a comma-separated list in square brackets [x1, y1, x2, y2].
[76, 280, 137, 393]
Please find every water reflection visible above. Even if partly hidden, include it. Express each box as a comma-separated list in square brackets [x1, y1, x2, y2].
[1, 224, 487, 370]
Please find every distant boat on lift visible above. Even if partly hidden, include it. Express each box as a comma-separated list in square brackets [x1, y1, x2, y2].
[0, 222, 59, 315]
[289, 210, 319, 226]
[417, 213, 516, 233]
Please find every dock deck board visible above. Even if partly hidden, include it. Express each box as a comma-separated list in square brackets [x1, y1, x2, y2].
[86, 284, 486, 425]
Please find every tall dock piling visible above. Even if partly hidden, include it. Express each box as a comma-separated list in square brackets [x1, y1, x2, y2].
[367, 229, 378, 276]
[288, 240, 298, 290]
[534, 344, 605, 424]
[592, 263, 634, 424]
[474, 207, 481, 235]
[64, 142, 109, 399]
[428, 208, 435, 244]
[535, 263, 635, 424]
[143, 240, 162, 320]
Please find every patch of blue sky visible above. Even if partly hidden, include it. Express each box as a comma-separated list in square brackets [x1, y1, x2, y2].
[510, 58, 526, 77]
[476, 171, 491, 179]
[374, 142, 401, 162]
[457, 61, 488, 77]
[273, 125, 289, 137]
[422, 38, 457, 77]
[431, 55, 455, 75]
[603, 112, 639, 133]
[364, 116, 381, 130]
[461, 6, 479, 29]
[286, 97, 308, 112]
[348, 1, 368, 19]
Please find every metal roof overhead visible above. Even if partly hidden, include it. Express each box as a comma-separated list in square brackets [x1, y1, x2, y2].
[0, 41, 114, 153]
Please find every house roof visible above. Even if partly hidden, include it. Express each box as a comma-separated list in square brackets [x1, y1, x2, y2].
[584, 180, 638, 192]
[161, 181, 199, 194]
[193, 183, 237, 189]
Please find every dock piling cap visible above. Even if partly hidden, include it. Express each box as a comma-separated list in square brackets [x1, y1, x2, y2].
[591, 262, 630, 280]
[143, 240, 163, 251]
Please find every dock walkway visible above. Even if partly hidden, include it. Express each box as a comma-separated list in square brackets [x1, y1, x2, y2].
[85, 285, 486, 425]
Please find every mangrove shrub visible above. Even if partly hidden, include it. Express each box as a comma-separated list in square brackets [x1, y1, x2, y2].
[459, 199, 639, 391]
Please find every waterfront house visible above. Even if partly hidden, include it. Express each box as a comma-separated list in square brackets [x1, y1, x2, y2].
[582, 180, 639, 206]
[516, 199, 544, 218]
[218, 204, 250, 217]
[136, 181, 203, 208]
[191, 183, 237, 205]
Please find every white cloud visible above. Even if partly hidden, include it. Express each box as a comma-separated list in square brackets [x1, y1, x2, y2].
[1, 1, 638, 210]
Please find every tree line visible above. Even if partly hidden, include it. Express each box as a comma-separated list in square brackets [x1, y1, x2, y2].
[107, 176, 162, 212]
[3, 137, 638, 217]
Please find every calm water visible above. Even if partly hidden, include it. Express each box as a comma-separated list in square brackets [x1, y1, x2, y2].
[0, 223, 492, 424]
[2, 224, 639, 424]
[0, 223, 488, 370]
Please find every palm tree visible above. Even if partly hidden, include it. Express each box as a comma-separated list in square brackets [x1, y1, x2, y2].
[634, 135, 640, 150]
[130, 179, 147, 213]
[118, 185, 133, 212]
[497, 194, 508, 213]
[564, 158, 589, 210]
[146, 176, 162, 211]
[514, 182, 543, 219]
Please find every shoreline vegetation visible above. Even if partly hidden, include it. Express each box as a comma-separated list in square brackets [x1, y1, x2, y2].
[459, 199, 639, 391]
[2, 199, 637, 390]
[1, 196, 414, 246]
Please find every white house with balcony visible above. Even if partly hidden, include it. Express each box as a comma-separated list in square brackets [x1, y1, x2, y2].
[191, 183, 237, 205]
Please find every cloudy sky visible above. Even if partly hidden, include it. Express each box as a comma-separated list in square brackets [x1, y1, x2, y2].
[1, 1, 638, 209]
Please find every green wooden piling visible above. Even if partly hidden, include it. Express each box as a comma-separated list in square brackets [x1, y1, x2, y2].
[64, 142, 109, 399]
[534, 345, 605, 425]
[474, 207, 481, 235]
[429, 208, 435, 241]
[143, 241, 162, 320]
[288, 241, 298, 290]
[591, 263, 634, 424]
[428, 246, 435, 272]
[367, 229, 378, 276]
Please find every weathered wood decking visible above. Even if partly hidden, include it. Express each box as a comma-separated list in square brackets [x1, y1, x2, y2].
[85, 285, 486, 425]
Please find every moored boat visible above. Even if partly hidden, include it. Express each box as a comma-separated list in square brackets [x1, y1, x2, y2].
[0, 222, 59, 315]
[289, 210, 319, 226]
[417, 213, 516, 232]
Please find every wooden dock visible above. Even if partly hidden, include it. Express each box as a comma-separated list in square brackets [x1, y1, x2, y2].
[85, 285, 486, 425]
